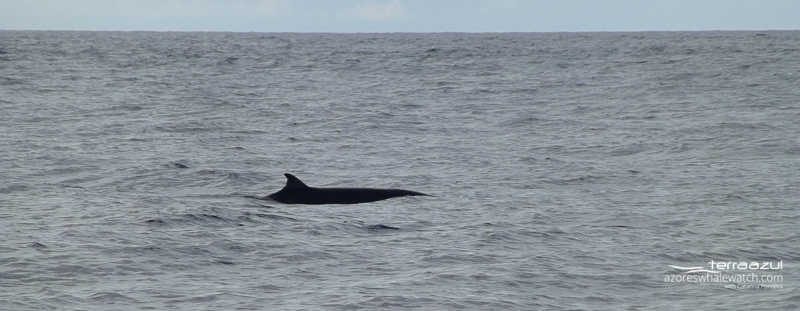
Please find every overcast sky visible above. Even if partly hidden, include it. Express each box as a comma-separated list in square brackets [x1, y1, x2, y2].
[2, 0, 799, 32]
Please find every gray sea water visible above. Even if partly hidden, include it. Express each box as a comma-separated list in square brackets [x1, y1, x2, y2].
[1, 30, 799, 310]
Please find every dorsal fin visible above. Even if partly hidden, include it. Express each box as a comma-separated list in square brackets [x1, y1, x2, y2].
[283, 173, 309, 189]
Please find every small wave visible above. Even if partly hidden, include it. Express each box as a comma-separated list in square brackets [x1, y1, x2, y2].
[144, 213, 237, 226]
[166, 160, 190, 169]
[0, 183, 30, 193]
[195, 169, 240, 179]
[608, 143, 648, 156]
[146, 209, 298, 227]
[0, 76, 25, 85]
[180, 213, 228, 222]
[605, 225, 635, 229]
[88, 292, 139, 303]
[714, 121, 777, 131]
[29, 241, 47, 249]
[502, 115, 545, 128]
[785, 146, 800, 155]
[214, 258, 235, 265]
[668, 265, 720, 274]
[544, 175, 603, 185]
[221, 56, 238, 64]
[144, 218, 166, 225]
[365, 224, 400, 231]
[239, 211, 298, 222]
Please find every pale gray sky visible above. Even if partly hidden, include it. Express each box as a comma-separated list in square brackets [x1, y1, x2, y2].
[1, 0, 798, 32]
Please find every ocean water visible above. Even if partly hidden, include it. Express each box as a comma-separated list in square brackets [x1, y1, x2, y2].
[1, 30, 798, 310]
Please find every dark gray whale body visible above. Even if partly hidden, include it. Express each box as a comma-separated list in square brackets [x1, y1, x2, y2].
[266, 173, 427, 204]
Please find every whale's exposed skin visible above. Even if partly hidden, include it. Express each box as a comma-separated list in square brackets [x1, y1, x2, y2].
[266, 173, 427, 204]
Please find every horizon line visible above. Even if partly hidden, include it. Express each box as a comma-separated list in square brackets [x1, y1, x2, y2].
[2, 27, 799, 34]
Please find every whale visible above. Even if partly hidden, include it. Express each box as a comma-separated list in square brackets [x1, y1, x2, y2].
[265, 173, 428, 204]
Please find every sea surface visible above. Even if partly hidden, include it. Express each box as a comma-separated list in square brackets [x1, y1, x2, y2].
[1, 30, 798, 310]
